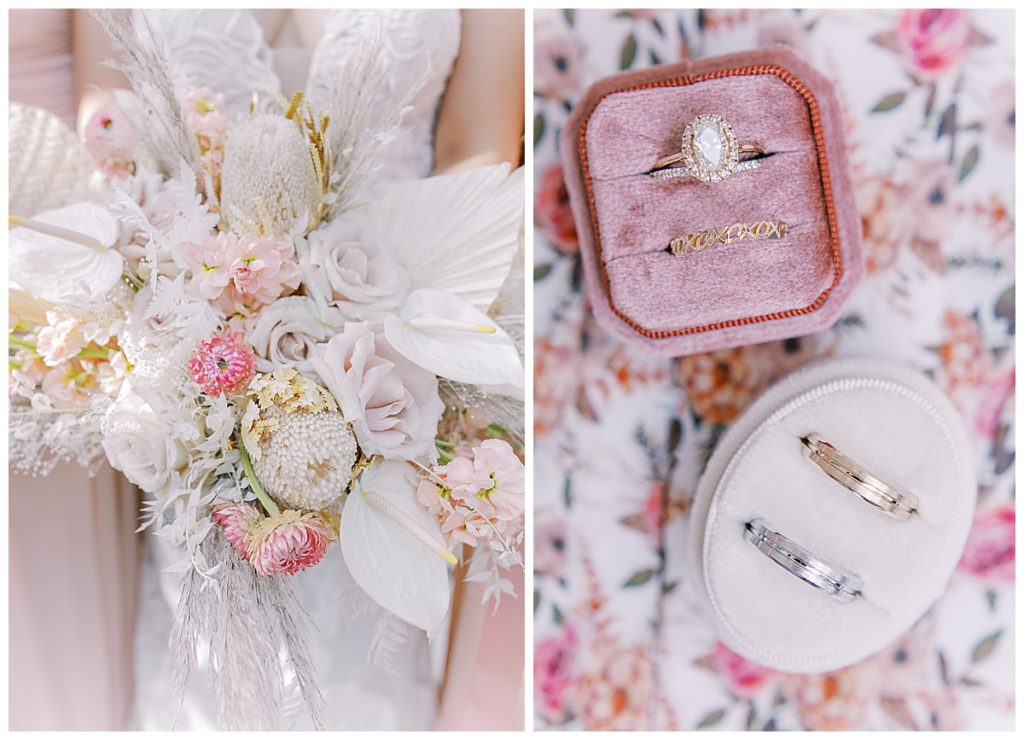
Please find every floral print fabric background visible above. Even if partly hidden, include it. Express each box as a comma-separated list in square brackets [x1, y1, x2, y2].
[533, 9, 1014, 731]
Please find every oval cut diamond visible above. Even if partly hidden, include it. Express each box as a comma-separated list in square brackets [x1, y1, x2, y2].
[694, 122, 725, 169]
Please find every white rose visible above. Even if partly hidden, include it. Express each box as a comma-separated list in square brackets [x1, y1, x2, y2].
[311, 323, 443, 461]
[246, 296, 339, 375]
[305, 214, 408, 321]
[102, 390, 187, 493]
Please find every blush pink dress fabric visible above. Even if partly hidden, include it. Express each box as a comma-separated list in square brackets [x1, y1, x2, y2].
[8, 9, 141, 732]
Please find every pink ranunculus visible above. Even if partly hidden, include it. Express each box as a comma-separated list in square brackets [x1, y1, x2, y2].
[212, 501, 263, 561]
[711, 641, 778, 698]
[83, 101, 136, 178]
[535, 624, 578, 724]
[896, 9, 971, 81]
[188, 331, 256, 397]
[247, 510, 331, 577]
[959, 505, 1015, 581]
[535, 165, 579, 254]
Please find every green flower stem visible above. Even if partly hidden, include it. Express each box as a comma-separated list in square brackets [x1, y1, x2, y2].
[9, 335, 36, 351]
[434, 438, 457, 450]
[238, 437, 280, 518]
[437, 449, 454, 465]
[77, 346, 112, 360]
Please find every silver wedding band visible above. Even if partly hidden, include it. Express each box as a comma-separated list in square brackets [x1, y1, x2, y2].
[744, 519, 862, 603]
[801, 433, 919, 521]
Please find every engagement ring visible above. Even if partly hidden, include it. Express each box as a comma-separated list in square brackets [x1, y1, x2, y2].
[650, 114, 764, 183]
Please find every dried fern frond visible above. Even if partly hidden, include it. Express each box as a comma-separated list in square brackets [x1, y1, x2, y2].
[92, 10, 200, 179]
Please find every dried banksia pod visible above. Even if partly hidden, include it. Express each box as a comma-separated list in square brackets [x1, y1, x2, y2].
[240, 368, 357, 510]
[219, 113, 323, 238]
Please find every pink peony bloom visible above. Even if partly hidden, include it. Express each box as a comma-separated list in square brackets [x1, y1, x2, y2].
[535, 165, 579, 254]
[711, 641, 778, 698]
[535, 624, 578, 724]
[896, 9, 971, 81]
[83, 102, 136, 178]
[959, 505, 1015, 581]
[183, 233, 301, 313]
[212, 501, 263, 561]
[247, 510, 331, 577]
[188, 331, 256, 397]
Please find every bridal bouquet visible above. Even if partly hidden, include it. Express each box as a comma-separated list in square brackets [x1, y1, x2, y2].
[8, 11, 524, 729]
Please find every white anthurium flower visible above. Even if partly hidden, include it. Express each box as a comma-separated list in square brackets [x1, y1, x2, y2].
[341, 460, 453, 641]
[366, 163, 524, 311]
[384, 288, 524, 397]
[9, 202, 124, 304]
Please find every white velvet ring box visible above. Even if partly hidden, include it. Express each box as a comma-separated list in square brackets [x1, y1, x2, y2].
[689, 359, 976, 673]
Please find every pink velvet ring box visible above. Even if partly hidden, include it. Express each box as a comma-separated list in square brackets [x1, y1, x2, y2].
[561, 46, 863, 356]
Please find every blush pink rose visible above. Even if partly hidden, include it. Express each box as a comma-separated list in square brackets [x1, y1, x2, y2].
[535, 165, 579, 254]
[711, 641, 778, 698]
[958, 505, 1015, 581]
[896, 9, 971, 81]
[534, 624, 577, 724]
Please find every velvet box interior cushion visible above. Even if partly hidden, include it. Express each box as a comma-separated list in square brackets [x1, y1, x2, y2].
[688, 359, 976, 673]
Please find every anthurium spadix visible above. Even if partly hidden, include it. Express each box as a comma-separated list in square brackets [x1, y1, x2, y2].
[340, 460, 453, 641]
[384, 289, 524, 398]
[9, 202, 124, 304]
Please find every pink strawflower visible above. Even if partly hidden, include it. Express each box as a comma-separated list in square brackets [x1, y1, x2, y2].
[246, 510, 331, 577]
[212, 501, 263, 561]
[188, 331, 256, 397]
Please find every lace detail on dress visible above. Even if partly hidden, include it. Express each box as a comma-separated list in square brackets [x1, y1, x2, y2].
[135, 9, 281, 118]
[306, 9, 461, 183]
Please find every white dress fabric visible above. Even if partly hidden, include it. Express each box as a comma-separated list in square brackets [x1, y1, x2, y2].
[128, 9, 461, 730]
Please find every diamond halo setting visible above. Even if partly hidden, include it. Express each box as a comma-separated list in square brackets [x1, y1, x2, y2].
[650, 114, 761, 183]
